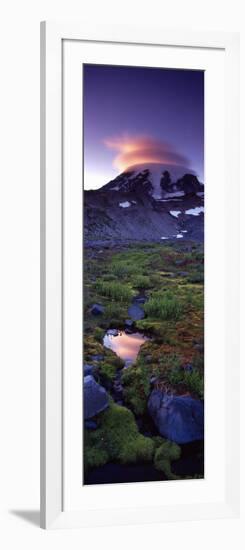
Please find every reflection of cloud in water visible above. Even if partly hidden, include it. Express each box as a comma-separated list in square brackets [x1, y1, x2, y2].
[103, 331, 147, 362]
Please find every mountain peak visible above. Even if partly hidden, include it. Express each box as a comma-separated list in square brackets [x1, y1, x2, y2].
[102, 162, 203, 200]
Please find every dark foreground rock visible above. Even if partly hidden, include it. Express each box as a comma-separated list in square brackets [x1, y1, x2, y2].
[84, 375, 109, 419]
[148, 390, 204, 444]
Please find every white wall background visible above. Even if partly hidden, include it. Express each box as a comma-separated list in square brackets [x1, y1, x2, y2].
[0, 0, 244, 547]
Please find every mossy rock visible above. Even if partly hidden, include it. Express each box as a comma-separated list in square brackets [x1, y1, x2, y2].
[153, 439, 181, 480]
[84, 402, 154, 471]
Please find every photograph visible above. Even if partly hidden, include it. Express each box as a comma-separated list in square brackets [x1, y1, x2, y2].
[83, 63, 204, 485]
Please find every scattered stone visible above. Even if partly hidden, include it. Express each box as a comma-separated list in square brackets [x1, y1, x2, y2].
[91, 303, 105, 316]
[148, 390, 204, 444]
[84, 363, 95, 376]
[84, 375, 109, 419]
[178, 271, 189, 277]
[128, 304, 145, 321]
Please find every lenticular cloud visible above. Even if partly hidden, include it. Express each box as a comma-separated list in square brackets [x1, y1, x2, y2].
[104, 134, 190, 172]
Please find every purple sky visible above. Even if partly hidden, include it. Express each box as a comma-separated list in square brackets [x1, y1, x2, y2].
[83, 64, 204, 190]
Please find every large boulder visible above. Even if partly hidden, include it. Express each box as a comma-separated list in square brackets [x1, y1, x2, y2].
[148, 390, 204, 444]
[84, 375, 109, 419]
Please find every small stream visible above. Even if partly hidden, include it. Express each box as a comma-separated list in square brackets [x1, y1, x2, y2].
[85, 296, 204, 485]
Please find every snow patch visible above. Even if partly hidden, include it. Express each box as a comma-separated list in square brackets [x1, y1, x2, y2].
[170, 210, 181, 218]
[164, 191, 185, 199]
[119, 201, 131, 208]
[185, 206, 204, 216]
[176, 234, 183, 239]
[181, 230, 188, 233]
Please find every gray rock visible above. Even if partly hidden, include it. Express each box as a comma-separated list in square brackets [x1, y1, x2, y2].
[148, 390, 204, 444]
[84, 375, 109, 419]
[128, 304, 145, 321]
[91, 303, 105, 316]
[134, 296, 147, 304]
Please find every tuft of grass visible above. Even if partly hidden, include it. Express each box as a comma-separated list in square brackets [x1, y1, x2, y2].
[167, 367, 204, 398]
[95, 280, 133, 302]
[144, 290, 182, 320]
[94, 327, 104, 342]
[133, 275, 151, 289]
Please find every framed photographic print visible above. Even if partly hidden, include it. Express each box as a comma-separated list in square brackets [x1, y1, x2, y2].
[40, 22, 240, 529]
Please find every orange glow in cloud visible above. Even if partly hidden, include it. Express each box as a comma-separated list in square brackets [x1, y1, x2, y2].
[104, 134, 189, 172]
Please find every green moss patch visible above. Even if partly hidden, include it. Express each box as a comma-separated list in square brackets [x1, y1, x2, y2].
[84, 402, 154, 470]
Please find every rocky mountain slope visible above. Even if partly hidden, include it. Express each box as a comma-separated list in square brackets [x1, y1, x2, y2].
[84, 163, 204, 244]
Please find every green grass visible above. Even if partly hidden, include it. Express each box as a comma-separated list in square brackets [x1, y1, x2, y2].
[95, 280, 133, 302]
[133, 274, 151, 289]
[144, 290, 182, 320]
[121, 363, 151, 415]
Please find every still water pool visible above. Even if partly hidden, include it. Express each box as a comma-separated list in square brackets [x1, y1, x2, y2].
[103, 330, 148, 364]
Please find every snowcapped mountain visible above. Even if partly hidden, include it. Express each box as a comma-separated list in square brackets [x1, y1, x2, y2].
[103, 163, 204, 200]
[84, 164, 204, 245]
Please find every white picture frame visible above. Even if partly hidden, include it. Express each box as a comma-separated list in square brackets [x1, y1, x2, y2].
[40, 21, 240, 529]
